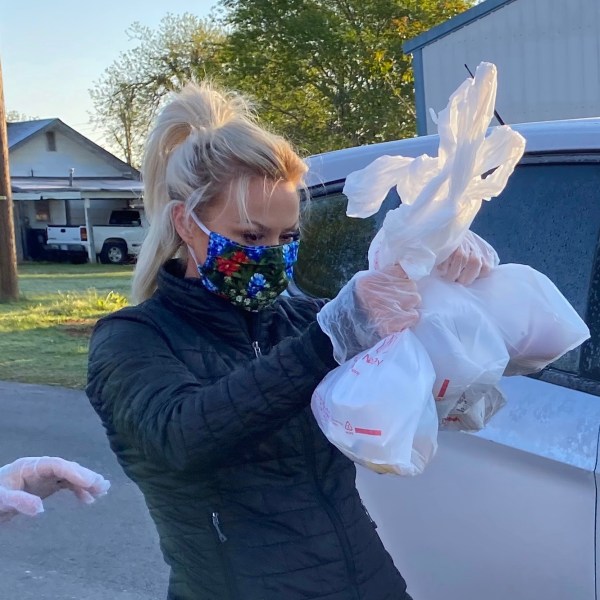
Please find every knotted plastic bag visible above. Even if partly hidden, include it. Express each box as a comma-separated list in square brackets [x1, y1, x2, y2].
[340, 62, 524, 428]
[347, 63, 526, 281]
[341, 62, 588, 427]
[313, 63, 521, 476]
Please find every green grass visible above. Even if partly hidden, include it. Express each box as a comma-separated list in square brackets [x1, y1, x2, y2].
[0, 263, 133, 389]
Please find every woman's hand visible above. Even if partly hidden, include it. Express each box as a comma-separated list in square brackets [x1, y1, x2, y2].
[354, 265, 421, 337]
[436, 231, 499, 285]
[317, 266, 421, 364]
[0, 457, 110, 521]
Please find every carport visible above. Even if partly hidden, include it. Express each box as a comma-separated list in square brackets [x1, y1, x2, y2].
[12, 178, 144, 262]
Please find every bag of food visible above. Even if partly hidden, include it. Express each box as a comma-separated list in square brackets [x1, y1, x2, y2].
[341, 62, 523, 429]
[441, 385, 507, 431]
[341, 62, 588, 427]
[413, 277, 509, 420]
[312, 332, 437, 476]
[467, 264, 590, 375]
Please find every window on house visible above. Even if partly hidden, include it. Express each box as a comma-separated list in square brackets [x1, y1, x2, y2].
[35, 200, 51, 222]
[45, 131, 57, 151]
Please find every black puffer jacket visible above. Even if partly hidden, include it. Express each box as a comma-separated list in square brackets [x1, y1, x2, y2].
[87, 260, 409, 600]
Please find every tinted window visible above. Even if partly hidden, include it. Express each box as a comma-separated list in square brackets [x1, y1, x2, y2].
[109, 210, 141, 225]
[472, 163, 600, 322]
[296, 160, 600, 375]
[471, 162, 600, 373]
[582, 242, 600, 381]
[295, 188, 400, 298]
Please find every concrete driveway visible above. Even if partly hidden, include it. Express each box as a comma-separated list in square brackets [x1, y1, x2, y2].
[0, 381, 170, 599]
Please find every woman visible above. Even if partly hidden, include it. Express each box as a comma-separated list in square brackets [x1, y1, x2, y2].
[86, 83, 494, 600]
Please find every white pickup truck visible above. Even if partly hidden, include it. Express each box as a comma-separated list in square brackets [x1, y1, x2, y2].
[46, 209, 148, 264]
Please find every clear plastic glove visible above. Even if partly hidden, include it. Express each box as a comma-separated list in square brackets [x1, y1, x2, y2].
[0, 457, 110, 521]
[317, 266, 421, 364]
[436, 230, 499, 285]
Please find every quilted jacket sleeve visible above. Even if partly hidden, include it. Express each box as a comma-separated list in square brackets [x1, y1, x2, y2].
[86, 312, 337, 472]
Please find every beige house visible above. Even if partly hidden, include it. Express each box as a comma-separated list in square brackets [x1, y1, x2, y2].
[8, 118, 142, 261]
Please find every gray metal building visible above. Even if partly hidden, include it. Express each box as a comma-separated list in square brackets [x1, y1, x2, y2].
[404, 0, 600, 135]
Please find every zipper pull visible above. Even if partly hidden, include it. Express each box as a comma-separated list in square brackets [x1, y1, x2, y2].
[212, 512, 228, 543]
[252, 341, 262, 358]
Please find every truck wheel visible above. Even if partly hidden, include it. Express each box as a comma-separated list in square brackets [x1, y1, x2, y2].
[100, 242, 127, 265]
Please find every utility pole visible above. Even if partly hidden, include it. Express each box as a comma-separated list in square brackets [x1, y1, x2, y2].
[0, 58, 18, 301]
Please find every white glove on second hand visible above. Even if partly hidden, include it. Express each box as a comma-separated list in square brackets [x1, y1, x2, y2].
[436, 230, 499, 285]
[0, 457, 110, 521]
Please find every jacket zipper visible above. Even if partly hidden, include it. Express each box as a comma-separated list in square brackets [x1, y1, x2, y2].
[300, 415, 360, 600]
[249, 313, 262, 358]
[210, 511, 238, 599]
[212, 511, 228, 542]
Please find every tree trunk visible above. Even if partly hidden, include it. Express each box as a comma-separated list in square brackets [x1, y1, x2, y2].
[0, 58, 19, 301]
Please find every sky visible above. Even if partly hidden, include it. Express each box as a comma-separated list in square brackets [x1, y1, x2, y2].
[1, 0, 218, 146]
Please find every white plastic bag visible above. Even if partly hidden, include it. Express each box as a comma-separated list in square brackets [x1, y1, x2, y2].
[340, 62, 523, 433]
[346, 63, 526, 281]
[413, 277, 509, 420]
[313, 62, 520, 478]
[341, 62, 588, 429]
[311, 332, 438, 476]
[441, 385, 507, 431]
[467, 264, 590, 375]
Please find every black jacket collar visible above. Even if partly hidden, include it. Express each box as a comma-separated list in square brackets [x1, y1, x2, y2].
[155, 259, 276, 348]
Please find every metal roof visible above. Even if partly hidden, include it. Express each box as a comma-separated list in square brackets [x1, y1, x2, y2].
[403, 0, 518, 53]
[7, 119, 57, 149]
[305, 117, 600, 188]
[11, 177, 143, 194]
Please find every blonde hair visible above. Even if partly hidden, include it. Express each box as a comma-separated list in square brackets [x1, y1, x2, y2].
[132, 82, 308, 303]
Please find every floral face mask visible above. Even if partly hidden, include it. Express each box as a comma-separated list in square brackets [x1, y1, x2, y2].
[188, 213, 299, 312]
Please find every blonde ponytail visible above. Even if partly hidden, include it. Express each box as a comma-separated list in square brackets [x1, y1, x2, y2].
[132, 82, 307, 303]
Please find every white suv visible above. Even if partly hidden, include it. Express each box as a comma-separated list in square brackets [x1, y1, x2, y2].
[293, 118, 600, 600]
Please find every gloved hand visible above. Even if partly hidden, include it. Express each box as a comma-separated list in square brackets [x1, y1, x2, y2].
[0, 457, 110, 521]
[436, 230, 499, 285]
[317, 266, 421, 364]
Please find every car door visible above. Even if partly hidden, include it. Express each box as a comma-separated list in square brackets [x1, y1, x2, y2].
[295, 153, 600, 600]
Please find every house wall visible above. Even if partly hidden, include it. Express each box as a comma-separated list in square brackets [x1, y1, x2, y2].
[416, 0, 600, 133]
[9, 128, 126, 178]
[19, 199, 66, 227]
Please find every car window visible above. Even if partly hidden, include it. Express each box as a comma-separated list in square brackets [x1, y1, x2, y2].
[471, 161, 600, 373]
[295, 187, 400, 298]
[109, 210, 141, 225]
[581, 237, 600, 382]
[296, 160, 600, 376]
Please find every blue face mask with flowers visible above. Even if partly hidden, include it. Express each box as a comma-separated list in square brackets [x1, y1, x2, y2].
[188, 213, 300, 312]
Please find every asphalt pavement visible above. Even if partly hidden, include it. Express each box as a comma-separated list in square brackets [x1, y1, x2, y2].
[0, 381, 170, 599]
